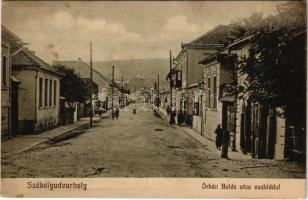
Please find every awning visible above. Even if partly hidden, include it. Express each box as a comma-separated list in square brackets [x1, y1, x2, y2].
[219, 96, 235, 102]
[11, 75, 21, 83]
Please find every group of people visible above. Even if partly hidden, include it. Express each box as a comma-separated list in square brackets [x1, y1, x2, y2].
[214, 124, 230, 159]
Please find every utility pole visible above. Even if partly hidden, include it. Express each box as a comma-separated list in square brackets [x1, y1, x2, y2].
[157, 74, 160, 110]
[112, 66, 115, 111]
[89, 42, 93, 127]
[121, 75, 124, 107]
[169, 50, 175, 124]
[157, 74, 160, 95]
[170, 50, 172, 108]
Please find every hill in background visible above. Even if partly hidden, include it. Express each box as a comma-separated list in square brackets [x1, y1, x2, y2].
[93, 58, 170, 91]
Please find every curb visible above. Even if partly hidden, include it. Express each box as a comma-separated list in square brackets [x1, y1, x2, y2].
[157, 109, 217, 152]
[13, 122, 90, 154]
[40, 116, 103, 145]
[46, 122, 90, 144]
[12, 116, 104, 155]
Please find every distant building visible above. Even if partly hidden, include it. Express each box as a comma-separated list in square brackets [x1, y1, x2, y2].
[126, 77, 155, 93]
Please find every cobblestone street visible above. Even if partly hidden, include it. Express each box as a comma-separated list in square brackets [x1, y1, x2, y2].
[1, 104, 305, 178]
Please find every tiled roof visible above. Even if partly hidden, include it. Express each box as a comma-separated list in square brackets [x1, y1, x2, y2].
[2, 25, 23, 47]
[190, 25, 246, 45]
[54, 61, 110, 82]
[3, 26, 62, 76]
[54, 61, 114, 90]
[12, 48, 63, 76]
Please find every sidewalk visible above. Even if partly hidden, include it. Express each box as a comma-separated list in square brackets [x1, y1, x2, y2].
[157, 108, 251, 160]
[1, 115, 105, 156]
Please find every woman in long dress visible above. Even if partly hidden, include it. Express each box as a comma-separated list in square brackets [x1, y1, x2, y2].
[214, 124, 223, 150]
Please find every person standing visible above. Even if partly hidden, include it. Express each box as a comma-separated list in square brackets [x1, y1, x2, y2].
[98, 105, 103, 117]
[221, 129, 230, 159]
[214, 124, 223, 150]
[112, 107, 116, 120]
[115, 107, 120, 119]
[166, 105, 171, 116]
[133, 103, 137, 114]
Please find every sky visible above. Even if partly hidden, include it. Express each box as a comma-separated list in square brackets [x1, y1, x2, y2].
[2, 1, 282, 64]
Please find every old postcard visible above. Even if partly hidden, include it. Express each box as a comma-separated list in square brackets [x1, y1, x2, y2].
[1, 0, 306, 198]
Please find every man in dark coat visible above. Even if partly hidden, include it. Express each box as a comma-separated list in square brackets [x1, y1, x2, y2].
[115, 107, 120, 119]
[166, 105, 171, 116]
[214, 124, 223, 150]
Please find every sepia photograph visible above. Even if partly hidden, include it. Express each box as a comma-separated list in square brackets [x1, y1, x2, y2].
[1, 0, 306, 198]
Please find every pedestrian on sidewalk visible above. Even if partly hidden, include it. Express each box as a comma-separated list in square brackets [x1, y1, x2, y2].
[115, 107, 120, 119]
[133, 103, 137, 114]
[98, 106, 103, 117]
[214, 124, 223, 150]
[112, 107, 116, 120]
[177, 110, 184, 125]
[169, 108, 176, 124]
[221, 129, 230, 159]
[166, 105, 171, 116]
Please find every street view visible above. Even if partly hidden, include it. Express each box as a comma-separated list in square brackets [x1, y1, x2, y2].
[1, 1, 306, 178]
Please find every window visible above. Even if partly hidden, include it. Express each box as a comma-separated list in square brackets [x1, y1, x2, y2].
[175, 70, 182, 87]
[54, 80, 57, 106]
[227, 105, 236, 132]
[45, 79, 48, 107]
[39, 78, 43, 107]
[213, 76, 217, 109]
[49, 79, 53, 107]
[193, 102, 199, 115]
[2, 56, 7, 86]
[207, 78, 211, 108]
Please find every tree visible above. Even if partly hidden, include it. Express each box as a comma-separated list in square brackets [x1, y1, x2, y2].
[55, 64, 88, 108]
[235, 1, 306, 118]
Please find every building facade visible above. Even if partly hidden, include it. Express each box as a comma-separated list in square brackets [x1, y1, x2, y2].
[12, 48, 63, 133]
[1, 38, 11, 137]
[2, 26, 23, 137]
[171, 25, 244, 133]
[199, 33, 306, 160]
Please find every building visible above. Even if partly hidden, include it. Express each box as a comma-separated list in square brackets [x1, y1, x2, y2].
[126, 77, 154, 94]
[172, 25, 245, 132]
[200, 31, 306, 160]
[1, 28, 13, 137]
[11, 47, 63, 133]
[200, 49, 237, 144]
[2, 26, 24, 137]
